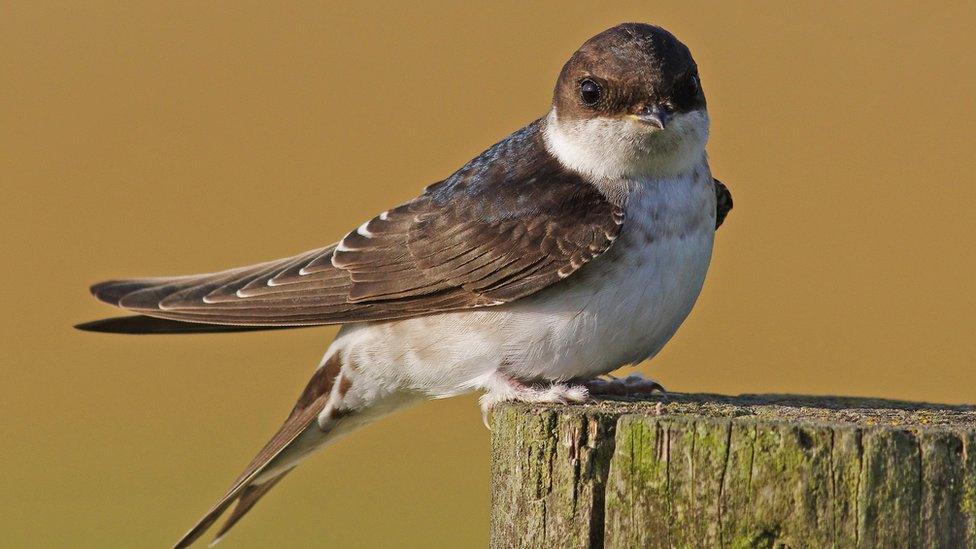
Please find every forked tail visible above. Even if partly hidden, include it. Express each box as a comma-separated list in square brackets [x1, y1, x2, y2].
[173, 348, 422, 547]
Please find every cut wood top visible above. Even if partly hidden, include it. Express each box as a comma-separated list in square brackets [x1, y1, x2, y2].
[500, 392, 976, 430]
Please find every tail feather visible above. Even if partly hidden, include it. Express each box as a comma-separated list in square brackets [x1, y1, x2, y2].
[172, 354, 343, 548]
[173, 497, 238, 549]
[209, 472, 291, 547]
[174, 471, 291, 549]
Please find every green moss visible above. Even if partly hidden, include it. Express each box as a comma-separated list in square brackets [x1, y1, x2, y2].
[963, 433, 976, 547]
[492, 401, 976, 549]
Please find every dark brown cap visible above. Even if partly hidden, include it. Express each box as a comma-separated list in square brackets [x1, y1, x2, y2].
[553, 23, 705, 123]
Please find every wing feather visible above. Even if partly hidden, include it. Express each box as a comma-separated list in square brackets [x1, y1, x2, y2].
[85, 121, 627, 329]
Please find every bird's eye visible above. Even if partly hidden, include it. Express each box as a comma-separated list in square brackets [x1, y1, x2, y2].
[579, 79, 602, 106]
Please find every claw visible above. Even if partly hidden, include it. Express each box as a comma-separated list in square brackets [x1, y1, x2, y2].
[479, 393, 497, 431]
[585, 372, 668, 399]
[624, 374, 667, 396]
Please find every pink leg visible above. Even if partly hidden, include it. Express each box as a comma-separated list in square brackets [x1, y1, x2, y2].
[479, 373, 589, 428]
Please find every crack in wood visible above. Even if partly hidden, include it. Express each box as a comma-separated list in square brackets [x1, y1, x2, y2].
[490, 394, 976, 548]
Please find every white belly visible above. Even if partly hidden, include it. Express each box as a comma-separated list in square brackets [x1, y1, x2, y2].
[330, 167, 716, 398]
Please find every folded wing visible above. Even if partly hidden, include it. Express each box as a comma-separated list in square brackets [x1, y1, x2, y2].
[84, 122, 625, 329]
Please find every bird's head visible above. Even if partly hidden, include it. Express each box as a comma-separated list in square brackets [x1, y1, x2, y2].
[545, 23, 709, 181]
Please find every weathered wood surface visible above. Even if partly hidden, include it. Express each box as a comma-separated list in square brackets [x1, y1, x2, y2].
[490, 393, 976, 548]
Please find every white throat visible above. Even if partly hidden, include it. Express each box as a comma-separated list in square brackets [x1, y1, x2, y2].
[542, 108, 709, 184]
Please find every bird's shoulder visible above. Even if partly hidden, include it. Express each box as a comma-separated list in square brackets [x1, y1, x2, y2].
[333, 119, 626, 302]
[421, 119, 615, 219]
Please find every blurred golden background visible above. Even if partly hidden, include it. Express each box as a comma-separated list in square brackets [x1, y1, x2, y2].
[3, 2, 975, 547]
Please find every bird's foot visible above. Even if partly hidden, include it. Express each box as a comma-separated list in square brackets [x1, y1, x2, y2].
[583, 373, 668, 399]
[479, 375, 589, 429]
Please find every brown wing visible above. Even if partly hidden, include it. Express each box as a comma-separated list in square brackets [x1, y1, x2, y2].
[85, 121, 625, 329]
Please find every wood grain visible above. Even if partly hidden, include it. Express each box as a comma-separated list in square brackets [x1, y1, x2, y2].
[490, 394, 976, 548]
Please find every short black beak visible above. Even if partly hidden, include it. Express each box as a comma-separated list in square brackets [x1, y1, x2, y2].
[636, 105, 671, 130]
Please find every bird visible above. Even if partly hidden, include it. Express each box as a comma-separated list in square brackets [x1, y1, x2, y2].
[77, 22, 733, 547]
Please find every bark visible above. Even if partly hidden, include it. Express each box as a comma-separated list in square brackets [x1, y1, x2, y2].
[489, 393, 976, 548]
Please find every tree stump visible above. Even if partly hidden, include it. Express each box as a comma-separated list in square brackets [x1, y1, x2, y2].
[489, 393, 976, 548]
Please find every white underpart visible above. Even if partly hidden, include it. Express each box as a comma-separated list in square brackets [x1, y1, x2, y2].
[296, 105, 715, 451]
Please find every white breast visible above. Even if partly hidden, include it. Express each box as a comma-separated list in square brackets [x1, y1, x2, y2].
[493, 163, 716, 380]
[332, 162, 716, 398]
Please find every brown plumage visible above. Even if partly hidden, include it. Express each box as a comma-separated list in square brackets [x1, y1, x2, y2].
[77, 22, 735, 547]
[77, 26, 733, 337]
[77, 172, 732, 335]
[78, 121, 625, 332]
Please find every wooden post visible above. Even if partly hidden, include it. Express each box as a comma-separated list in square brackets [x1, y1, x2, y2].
[489, 393, 976, 548]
